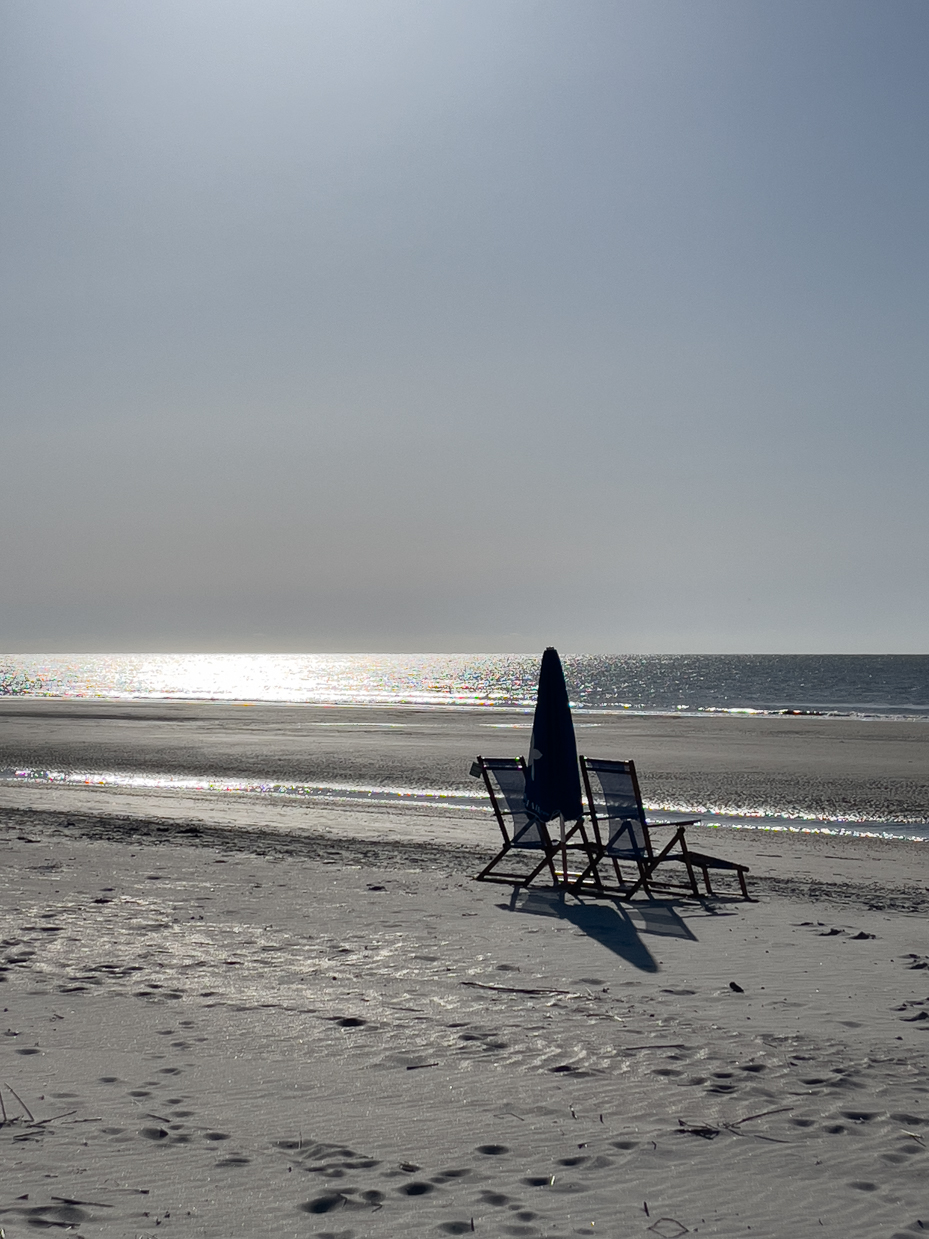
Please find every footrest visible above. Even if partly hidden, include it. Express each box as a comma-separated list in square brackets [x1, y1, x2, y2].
[686, 851, 751, 899]
[687, 851, 749, 872]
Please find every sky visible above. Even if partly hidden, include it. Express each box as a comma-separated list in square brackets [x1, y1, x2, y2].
[1, 0, 927, 654]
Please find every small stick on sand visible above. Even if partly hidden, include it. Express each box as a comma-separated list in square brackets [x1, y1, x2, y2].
[677, 1120, 720, 1140]
[461, 981, 579, 996]
[621, 1044, 687, 1051]
[51, 1196, 113, 1208]
[4, 1084, 34, 1122]
[727, 1106, 794, 1126]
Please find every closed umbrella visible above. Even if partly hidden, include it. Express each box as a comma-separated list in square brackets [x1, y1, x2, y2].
[525, 648, 582, 877]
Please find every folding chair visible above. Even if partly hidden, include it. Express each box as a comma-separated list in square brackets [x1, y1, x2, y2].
[471, 756, 597, 888]
[577, 756, 750, 899]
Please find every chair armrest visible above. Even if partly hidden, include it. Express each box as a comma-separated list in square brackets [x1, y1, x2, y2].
[644, 817, 701, 828]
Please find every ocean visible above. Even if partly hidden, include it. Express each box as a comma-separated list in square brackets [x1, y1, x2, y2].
[2, 653, 927, 843]
[2, 652, 929, 717]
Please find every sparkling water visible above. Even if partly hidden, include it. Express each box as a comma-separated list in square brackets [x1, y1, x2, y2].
[2, 652, 929, 717]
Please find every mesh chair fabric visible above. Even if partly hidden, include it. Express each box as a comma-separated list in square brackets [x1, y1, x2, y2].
[583, 759, 649, 856]
[482, 759, 546, 849]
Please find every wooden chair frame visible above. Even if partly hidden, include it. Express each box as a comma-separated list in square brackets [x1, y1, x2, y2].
[472, 756, 598, 888]
[576, 756, 750, 900]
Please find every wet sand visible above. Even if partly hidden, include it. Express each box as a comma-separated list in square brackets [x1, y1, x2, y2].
[2, 698, 929, 821]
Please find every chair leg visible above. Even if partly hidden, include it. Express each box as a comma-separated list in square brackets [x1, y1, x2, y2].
[681, 856, 700, 897]
[635, 828, 697, 898]
[525, 852, 559, 886]
[620, 860, 652, 900]
[476, 847, 511, 881]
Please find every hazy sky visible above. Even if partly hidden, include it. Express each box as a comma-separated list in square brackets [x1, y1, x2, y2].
[2, 0, 927, 653]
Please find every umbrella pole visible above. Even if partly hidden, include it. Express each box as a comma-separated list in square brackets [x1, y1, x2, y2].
[559, 813, 567, 885]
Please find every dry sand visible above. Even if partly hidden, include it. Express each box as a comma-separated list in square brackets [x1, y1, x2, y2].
[1, 703, 928, 1237]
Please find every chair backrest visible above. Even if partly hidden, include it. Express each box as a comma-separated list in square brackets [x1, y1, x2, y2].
[474, 757, 547, 849]
[579, 757, 650, 858]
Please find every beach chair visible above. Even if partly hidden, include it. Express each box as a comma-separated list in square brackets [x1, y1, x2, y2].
[470, 756, 597, 888]
[577, 757, 750, 900]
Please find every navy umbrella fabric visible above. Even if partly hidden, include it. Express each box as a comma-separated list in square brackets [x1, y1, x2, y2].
[524, 647, 583, 824]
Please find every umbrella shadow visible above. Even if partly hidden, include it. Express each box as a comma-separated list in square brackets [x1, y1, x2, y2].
[500, 887, 699, 973]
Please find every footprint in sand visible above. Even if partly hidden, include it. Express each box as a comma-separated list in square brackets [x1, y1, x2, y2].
[301, 1191, 380, 1214]
[477, 1191, 510, 1206]
[6, 1205, 89, 1228]
[276, 1138, 380, 1177]
[475, 1144, 509, 1156]
[459, 1032, 508, 1052]
[431, 1169, 471, 1184]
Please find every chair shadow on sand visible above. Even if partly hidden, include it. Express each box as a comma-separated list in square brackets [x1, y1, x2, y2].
[499, 886, 705, 974]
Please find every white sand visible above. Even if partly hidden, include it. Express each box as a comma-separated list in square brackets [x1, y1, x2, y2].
[2, 804, 928, 1239]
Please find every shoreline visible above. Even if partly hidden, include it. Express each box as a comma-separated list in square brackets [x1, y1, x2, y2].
[5, 695, 929, 720]
[2, 698, 928, 828]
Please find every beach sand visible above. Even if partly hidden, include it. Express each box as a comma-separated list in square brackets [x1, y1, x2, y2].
[2, 704, 928, 1237]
